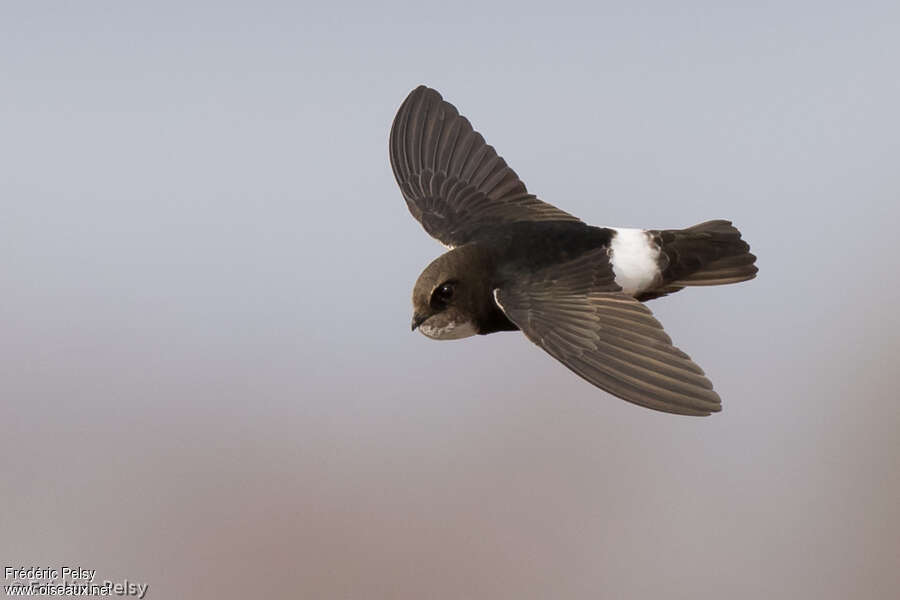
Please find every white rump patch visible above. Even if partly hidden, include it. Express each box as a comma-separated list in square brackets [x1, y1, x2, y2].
[608, 228, 660, 295]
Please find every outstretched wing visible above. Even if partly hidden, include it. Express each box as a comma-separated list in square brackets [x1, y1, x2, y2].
[389, 85, 581, 248]
[494, 250, 722, 416]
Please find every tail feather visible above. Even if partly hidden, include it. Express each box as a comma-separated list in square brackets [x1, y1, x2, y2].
[642, 220, 757, 299]
[674, 250, 758, 286]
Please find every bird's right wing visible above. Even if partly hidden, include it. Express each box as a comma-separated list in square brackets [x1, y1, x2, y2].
[389, 86, 581, 248]
[493, 250, 722, 416]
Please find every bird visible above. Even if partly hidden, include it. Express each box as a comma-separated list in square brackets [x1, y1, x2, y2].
[390, 86, 757, 416]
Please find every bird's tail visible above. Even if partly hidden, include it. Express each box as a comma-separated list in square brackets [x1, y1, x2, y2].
[651, 220, 758, 294]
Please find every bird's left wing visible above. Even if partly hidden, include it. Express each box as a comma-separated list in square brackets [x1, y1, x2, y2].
[493, 250, 722, 416]
[389, 86, 581, 248]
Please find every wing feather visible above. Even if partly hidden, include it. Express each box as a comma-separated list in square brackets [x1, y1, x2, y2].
[495, 250, 722, 416]
[390, 86, 580, 247]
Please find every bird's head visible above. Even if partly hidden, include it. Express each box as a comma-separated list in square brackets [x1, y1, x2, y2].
[410, 246, 491, 340]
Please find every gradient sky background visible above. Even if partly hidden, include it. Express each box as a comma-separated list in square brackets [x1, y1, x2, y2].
[2, 2, 899, 598]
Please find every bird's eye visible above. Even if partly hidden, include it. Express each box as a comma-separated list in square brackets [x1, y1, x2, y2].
[431, 282, 455, 308]
[436, 283, 453, 299]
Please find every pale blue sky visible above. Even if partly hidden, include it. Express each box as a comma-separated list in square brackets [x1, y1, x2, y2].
[2, 2, 898, 598]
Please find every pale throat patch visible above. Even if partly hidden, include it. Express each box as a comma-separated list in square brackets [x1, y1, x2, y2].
[608, 228, 660, 295]
[419, 319, 478, 340]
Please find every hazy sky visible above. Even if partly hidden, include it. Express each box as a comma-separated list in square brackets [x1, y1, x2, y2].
[2, 2, 898, 598]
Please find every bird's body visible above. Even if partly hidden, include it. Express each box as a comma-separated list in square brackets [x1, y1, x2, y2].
[414, 222, 613, 337]
[391, 85, 757, 416]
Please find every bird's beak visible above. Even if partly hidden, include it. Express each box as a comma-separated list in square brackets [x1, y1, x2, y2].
[411, 312, 428, 331]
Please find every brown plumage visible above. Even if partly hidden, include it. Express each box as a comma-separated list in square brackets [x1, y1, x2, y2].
[393, 85, 757, 416]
